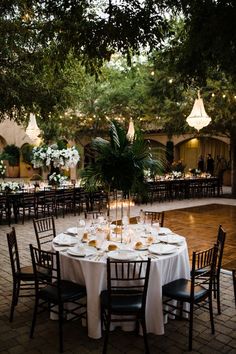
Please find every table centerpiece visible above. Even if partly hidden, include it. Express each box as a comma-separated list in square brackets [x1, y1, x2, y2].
[48, 172, 68, 187]
[31, 143, 80, 180]
[80, 120, 163, 240]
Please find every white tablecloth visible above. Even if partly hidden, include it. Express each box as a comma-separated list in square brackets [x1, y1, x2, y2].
[55, 239, 190, 339]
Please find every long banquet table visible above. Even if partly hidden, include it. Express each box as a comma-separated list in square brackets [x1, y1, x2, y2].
[0, 176, 221, 224]
[52, 223, 190, 339]
[146, 176, 221, 203]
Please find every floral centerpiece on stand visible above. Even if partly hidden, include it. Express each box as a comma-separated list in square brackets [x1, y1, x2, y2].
[48, 172, 68, 187]
[171, 171, 182, 179]
[31, 144, 80, 170]
[0, 181, 20, 193]
[171, 160, 186, 173]
[170, 160, 186, 179]
[0, 160, 6, 178]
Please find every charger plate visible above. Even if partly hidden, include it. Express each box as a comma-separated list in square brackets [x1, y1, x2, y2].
[67, 246, 96, 257]
[107, 249, 138, 261]
[158, 234, 185, 244]
[148, 244, 177, 255]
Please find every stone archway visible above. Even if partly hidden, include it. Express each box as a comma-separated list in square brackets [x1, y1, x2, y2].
[0, 136, 7, 153]
[175, 137, 230, 172]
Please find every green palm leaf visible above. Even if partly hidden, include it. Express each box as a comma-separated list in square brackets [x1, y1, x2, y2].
[81, 119, 164, 194]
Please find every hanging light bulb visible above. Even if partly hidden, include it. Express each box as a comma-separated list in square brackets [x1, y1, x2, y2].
[126, 118, 135, 141]
[25, 113, 41, 145]
[186, 90, 211, 131]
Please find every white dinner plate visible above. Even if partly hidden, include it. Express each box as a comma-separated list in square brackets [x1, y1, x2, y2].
[158, 227, 172, 235]
[67, 246, 96, 257]
[53, 233, 78, 246]
[107, 249, 139, 261]
[158, 234, 185, 244]
[67, 227, 78, 235]
[148, 244, 177, 255]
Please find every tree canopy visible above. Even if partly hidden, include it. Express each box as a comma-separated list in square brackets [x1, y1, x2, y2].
[1, 0, 236, 119]
[1, 0, 236, 194]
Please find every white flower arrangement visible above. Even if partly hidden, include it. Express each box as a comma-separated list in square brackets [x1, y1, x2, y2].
[48, 172, 68, 186]
[0, 160, 6, 177]
[0, 181, 20, 192]
[32, 144, 80, 170]
[171, 171, 182, 179]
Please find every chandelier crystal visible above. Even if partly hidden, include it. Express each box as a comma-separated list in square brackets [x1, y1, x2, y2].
[186, 91, 211, 131]
[126, 118, 135, 141]
[25, 113, 41, 144]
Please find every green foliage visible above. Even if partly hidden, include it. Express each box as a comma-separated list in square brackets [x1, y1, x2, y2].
[80, 120, 163, 193]
[0, 0, 173, 118]
[2, 144, 20, 166]
[21, 144, 34, 165]
[56, 140, 67, 150]
[166, 141, 174, 165]
[165, 2, 236, 83]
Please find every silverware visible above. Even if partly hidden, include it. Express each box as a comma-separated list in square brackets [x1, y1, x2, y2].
[147, 253, 159, 259]
[56, 247, 69, 252]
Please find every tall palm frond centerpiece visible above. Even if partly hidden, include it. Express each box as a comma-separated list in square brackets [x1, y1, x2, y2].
[81, 120, 163, 221]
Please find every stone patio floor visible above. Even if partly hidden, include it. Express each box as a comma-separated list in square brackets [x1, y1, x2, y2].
[0, 192, 236, 353]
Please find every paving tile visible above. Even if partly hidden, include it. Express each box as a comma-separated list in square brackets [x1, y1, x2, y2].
[1, 197, 236, 353]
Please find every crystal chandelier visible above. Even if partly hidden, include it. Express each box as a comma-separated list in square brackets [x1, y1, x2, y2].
[126, 118, 135, 141]
[25, 113, 41, 145]
[186, 90, 211, 131]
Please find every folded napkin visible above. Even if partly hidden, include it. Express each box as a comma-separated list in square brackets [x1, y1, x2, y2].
[53, 233, 78, 246]
[67, 245, 96, 257]
[66, 227, 78, 235]
[159, 234, 185, 244]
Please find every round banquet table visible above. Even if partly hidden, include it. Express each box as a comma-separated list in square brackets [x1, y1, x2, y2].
[52, 225, 190, 339]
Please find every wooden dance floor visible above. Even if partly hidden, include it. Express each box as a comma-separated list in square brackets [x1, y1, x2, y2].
[165, 204, 236, 270]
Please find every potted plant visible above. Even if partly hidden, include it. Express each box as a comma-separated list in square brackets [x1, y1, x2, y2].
[20, 144, 36, 178]
[2, 144, 20, 178]
[80, 120, 163, 214]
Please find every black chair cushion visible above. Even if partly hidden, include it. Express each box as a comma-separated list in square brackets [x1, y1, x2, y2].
[162, 278, 209, 303]
[39, 280, 86, 303]
[16, 266, 35, 280]
[16, 265, 51, 281]
[101, 290, 143, 314]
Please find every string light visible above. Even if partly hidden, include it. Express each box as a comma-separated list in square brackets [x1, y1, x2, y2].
[168, 79, 173, 84]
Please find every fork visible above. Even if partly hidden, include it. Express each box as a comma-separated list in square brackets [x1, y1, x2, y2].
[147, 253, 159, 259]
[142, 252, 159, 260]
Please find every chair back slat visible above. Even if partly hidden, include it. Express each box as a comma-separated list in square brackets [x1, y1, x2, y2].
[33, 216, 56, 249]
[216, 225, 226, 274]
[191, 245, 218, 292]
[142, 210, 164, 226]
[0, 194, 11, 225]
[7, 227, 21, 277]
[107, 258, 151, 301]
[30, 245, 60, 290]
